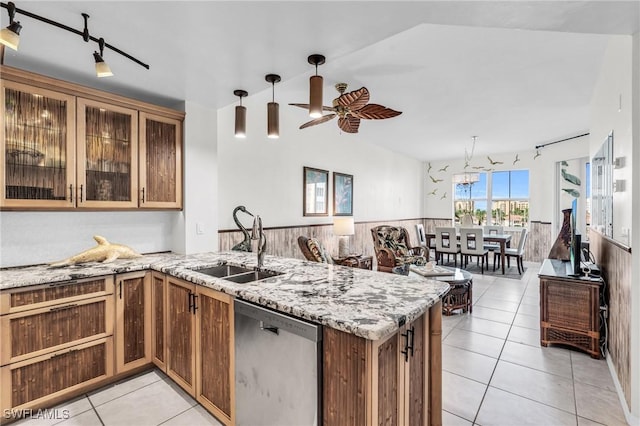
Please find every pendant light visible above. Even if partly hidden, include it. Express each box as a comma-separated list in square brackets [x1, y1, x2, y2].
[0, 2, 21, 51]
[93, 37, 113, 77]
[265, 74, 281, 139]
[233, 89, 248, 138]
[308, 54, 325, 118]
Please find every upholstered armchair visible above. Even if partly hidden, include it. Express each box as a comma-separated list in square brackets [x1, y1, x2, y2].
[370, 225, 428, 273]
[297, 236, 360, 268]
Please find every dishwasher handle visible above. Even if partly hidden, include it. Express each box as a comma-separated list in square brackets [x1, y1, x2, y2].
[235, 299, 321, 342]
[259, 321, 279, 335]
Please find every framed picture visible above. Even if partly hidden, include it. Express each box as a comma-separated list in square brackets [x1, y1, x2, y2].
[303, 166, 329, 216]
[333, 172, 353, 216]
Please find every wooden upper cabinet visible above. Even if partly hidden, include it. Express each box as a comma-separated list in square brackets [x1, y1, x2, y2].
[1, 80, 76, 209]
[0, 65, 184, 211]
[77, 98, 139, 208]
[139, 112, 182, 209]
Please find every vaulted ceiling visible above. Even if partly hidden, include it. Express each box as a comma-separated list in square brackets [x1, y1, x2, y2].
[3, 1, 639, 160]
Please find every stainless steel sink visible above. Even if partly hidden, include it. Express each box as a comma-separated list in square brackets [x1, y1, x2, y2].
[190, 264, 282, 283]
[223, 270, 283, 284]
[191, 264, 253, 278]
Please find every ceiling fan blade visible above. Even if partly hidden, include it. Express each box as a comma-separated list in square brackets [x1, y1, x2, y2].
[299, 113, 336, 129]
[350, 103, 402, 120]
[338, 116, 360, 133]
[336, 87, 370, 111]
[288, 103, 311, 109]
[289, 103, 336, 112]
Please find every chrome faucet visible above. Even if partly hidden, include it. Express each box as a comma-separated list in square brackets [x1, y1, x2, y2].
[251, 215, 267, 269]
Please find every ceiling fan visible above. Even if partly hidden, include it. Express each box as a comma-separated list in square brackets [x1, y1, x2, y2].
[289, 83, 402, 133]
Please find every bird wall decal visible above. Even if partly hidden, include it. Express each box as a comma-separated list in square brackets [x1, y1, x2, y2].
[438, 165, 449, 172]
[428, 189, 437, 196]
[487, 156, 503, 165]
[429, 175, 443, 183]
[513, 154, 520, 165]
[440, 192, 447, 200]
[427, 162, 432, 173]
[472, 166, 484, 170]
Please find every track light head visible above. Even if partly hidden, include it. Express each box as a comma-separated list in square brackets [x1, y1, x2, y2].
[93, 38, 113, 77]
[0, 2, 21, 50]
[265, 74, 281, 139]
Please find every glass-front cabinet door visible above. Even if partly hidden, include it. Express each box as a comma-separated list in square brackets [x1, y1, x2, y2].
[1, 81, 76, 209]
[139, 112, 182, 209]
[77, 98, 138, 208]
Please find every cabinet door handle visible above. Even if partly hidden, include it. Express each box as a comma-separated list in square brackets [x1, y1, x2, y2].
[49, 303, 78, 312]
[407, 326, 415, 357]
[192, 294, 198, 314]
[79, 184, 84, 203]
[69, 184, 74, 203]
[401, 330, 410, 362]
[119, 281, 123, 299]
[188, 292, 194, 313]
[141, 187, 145, 203]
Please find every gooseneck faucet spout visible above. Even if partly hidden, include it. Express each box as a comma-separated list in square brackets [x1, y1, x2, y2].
[250, 215, 267, 269]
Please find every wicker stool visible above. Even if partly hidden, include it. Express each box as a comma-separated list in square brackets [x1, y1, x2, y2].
[442, 278, 473, 316]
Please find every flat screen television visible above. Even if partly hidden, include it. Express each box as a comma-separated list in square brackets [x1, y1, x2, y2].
[569, 198, 582, 276]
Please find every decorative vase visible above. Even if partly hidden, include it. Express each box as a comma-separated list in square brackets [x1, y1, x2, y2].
[548, 208, 571, 260]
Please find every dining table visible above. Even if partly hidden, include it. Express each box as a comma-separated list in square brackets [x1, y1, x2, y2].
[426, 232, 513, 275]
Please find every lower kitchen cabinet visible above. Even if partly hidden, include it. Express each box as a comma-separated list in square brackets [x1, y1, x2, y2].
[166, 277, 197, 395]
[0, 276, 115, 417]
[195, 286, 235, 426]
[114, 271, 151, 374]
[151, 272, 167, 371]
[165, 277, 235, 425]
[323, 302, 442, 426]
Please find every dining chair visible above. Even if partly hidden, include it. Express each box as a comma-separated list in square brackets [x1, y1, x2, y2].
[415, 224, 434, 259]
[434, 227, 460, 267]
[460, 227, 489, 273]
[494, 228, 528, 274]
[483, 225, 504, 260]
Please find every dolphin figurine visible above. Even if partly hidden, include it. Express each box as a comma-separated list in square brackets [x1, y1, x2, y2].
[49, 235, 142, 268]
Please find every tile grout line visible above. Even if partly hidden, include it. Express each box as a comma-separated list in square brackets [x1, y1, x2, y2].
[86, 394, 106, 426]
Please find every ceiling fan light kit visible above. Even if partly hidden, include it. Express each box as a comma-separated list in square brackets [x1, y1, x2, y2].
[233, 89, 248, 138]
[265, 74, 281, 139]
[307, 54, 326, 118]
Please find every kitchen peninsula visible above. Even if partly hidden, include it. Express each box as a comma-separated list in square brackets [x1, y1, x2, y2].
[0, 252, 448, 425]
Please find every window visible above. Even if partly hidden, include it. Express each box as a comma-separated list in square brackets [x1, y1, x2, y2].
[454, 172, 487, 225]
[453, 169, 530, 227]
[491, 170, 530, 227]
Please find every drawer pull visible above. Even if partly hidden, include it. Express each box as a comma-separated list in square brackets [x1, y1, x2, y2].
[49, 303, 78, 312]
[50, 348, 78, 359]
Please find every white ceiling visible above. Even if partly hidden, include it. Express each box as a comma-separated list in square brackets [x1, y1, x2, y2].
[3, 1, 639, 161]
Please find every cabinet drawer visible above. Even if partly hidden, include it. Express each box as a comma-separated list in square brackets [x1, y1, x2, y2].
[1, 296, 113, 366]
[1, 337, 113, 412]
[1, 276, 114, 315]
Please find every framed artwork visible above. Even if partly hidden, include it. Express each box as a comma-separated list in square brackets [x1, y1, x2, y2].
[303, 166, 329, 216]
[333, 172, 353, 216]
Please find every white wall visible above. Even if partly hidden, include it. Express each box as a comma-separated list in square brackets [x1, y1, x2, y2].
[216, 84, 424, 230]
[589, 34, 638, 423]
[422, 136, 590, 231]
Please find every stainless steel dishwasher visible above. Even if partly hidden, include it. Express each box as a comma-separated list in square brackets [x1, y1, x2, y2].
[234, 299, 322, 425]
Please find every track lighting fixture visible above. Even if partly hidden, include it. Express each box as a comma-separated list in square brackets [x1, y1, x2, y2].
[265, 74, 281, 139]
[307, 54, 325, 118]
[234, 89, 248, 138]
[93, 37, 113, 77]
[0, 2, 149, 75]
[0, 2, 21, 50]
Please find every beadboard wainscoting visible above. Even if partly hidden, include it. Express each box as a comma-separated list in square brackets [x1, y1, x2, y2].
[589, 229, 633, 410]
[219, 218, 551, 264]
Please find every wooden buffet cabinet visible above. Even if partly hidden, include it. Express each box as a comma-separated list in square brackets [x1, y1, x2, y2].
[539, 259, 604, 359]
[1, 269, 443, 426]
[1, 66, 183, 210]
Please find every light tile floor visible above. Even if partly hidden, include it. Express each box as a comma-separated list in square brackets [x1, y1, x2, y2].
[12, 261, 627, 426]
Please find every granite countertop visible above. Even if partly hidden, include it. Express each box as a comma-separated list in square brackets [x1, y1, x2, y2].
[0, 252, 450, 341]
